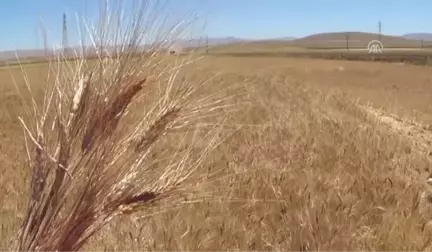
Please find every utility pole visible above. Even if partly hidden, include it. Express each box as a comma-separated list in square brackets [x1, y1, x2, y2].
[205, 35, 209, 54]
[378, 21, 382, 42]
[39, 19, 48, 58]
[62, 13, 69, 56]
[82, 0, 87, 52]
[345, 32, 350, 51]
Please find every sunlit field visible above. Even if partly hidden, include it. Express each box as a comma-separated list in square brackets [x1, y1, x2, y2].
[1, 54, 432, 250]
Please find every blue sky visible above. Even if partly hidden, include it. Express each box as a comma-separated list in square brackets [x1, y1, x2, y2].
[0, 0, 431, 50]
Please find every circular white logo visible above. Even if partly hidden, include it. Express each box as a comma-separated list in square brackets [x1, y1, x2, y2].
[367, 40, 384, 54]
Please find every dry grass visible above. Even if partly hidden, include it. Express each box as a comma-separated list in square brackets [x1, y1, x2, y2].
[2, 3, 432, 250]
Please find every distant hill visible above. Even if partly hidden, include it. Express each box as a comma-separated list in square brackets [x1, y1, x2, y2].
[3, 32, 432, 62]
[271, 37, 297, 41]
[291, 32, 426, 48]
[0, 49, 48, 62]
[0, 37, 249, 62]
[176, 37, 247, 48]
[403, 33, 432, 41]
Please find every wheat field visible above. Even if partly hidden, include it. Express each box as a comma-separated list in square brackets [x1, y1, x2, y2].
[1, 54, 432, 250]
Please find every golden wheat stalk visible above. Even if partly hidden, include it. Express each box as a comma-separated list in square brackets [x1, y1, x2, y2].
[12, 1, 234, 251]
